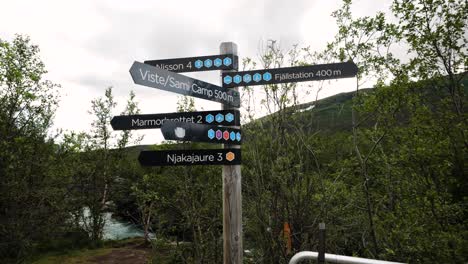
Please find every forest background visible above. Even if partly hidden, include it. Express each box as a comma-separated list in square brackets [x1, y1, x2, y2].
[0, 0, 466, 263]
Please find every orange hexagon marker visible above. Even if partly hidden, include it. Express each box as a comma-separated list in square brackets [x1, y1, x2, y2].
[226, 151, 235, 162]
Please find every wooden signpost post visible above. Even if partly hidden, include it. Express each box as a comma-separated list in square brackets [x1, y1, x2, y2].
[220, 42, 243, 264]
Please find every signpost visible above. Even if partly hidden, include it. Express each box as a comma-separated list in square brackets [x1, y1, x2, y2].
[138, 149, 241, 166]
[144, 54, 238, 73]
[123, 43, 359, 264]
[129, 61, 240, 107]
[111, 110, 240, 130]
[221, 61, 358, 88]
[160, 121, 242, 145]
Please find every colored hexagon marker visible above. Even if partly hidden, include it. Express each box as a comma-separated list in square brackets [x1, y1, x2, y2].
[194, 60, 203, 69]
[243, 74, 252, 83]
[204, 59, 213, 68]
[215, 113, 224, 123]
[236, 132, 241, 141]
[253, 73, 262, 82]
[226, 151, 235, 161]
[224, 75, 232, 84]
[223, 57, 232, 66]
[216, 130, 223, 140]
[214, 58, 222, 67]
[225, 113, 234, 123]
[263, 72, 272, 81]
[233, 75, 242, 84]
[207, 129, 215, 139]
[205, 114, 214, 123]
[230, 131, 236, 141]
[223, 131, 230, 140]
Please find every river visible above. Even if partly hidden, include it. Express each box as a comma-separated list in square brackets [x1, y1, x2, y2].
[81, 207, 155, 240]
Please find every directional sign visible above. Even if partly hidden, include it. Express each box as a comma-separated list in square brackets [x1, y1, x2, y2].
[111, 110, 240, 130]
[130, 61, 240, 107]
[138, 149, 241, 166]
[144, 54, 238, 73]
[222, 61, 358, 88]
[161, 121, 241, 145]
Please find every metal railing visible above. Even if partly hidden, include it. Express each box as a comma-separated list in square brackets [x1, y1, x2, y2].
[289, 251, 405, 264]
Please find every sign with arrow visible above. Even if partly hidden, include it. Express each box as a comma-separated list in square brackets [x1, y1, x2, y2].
[138, 148, 241, 166]
[144, 54, 238, 73]
[161, 121, 241, 145]
[111, 110, 240, 130]
[130, 61, 240, 107]
[221, 61, 358, 88]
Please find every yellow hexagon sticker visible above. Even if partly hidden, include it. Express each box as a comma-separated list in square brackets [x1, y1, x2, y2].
[226, 151, 235, 162]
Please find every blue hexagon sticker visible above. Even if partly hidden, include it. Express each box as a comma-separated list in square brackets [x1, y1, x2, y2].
[224, 75, 232, 85]
[205, 114, 214, 123]
[230, 131, 236, 141]
[263, 72, 272, 81]
[204, 59, 213, 68]
[253, 73, 262, 82]
[236, 132, 241, 141]
[225, 113, 234, 123]
[223, 57, 232, 66]
[215, 113, 224, 123]
[195, 60, 203, 69]
[207, 129, 215, 139]
[214, 58, 222, 67]
[233, 75, 242, 84]
[243, 74, 252, 83]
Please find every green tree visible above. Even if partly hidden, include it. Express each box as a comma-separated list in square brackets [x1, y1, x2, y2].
[85, 87, 116, 242]
[242, 42, 345, 263]
[131, 174, 159, 242]
[0, 35, 64, 261]
[68, 87, 141, 243]
[326, 0, 467, 262]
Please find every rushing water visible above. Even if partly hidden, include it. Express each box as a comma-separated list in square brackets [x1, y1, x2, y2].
[81, 207, 155, 240]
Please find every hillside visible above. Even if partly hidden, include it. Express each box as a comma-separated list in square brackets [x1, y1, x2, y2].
[246, 71, 468, 134]
[243, 88, 374, 136]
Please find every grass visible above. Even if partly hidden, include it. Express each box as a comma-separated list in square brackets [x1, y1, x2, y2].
[30, 238, 184, 264]
[32, 247, 114, 264]
[31, 237, 145, 264]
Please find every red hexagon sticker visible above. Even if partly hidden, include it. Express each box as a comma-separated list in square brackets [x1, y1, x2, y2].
[223, 131, 230, 140]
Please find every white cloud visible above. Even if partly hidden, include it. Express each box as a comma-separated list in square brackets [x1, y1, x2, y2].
[0, 0, 391, 145]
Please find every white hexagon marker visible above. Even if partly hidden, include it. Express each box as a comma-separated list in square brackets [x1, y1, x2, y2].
[174, 127, 186, 139]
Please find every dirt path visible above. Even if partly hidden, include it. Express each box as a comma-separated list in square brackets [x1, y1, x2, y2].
[84, 239, 152, 264]
[88, 248, 150, 264]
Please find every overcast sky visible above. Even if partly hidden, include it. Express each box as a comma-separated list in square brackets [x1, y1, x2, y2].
[0, 0, 391, 145]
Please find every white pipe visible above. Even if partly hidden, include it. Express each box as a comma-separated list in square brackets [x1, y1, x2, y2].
[289, 251, 405, 264]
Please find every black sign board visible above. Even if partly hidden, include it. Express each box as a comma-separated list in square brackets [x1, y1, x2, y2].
[221, 61, 358, 88]
[138, 148, 241, 166]
[161, 121, 241, 145]
[144, 54, 238, 73]
[130, 61, 240, 107]
[111, 110, 240, 130]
